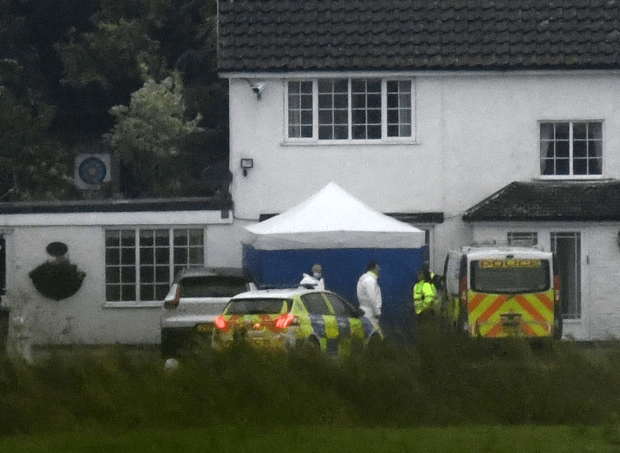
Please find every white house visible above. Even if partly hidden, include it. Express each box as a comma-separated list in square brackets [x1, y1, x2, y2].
[3, 0, 620, 347]
[0, 197, 242, 349]
[218, 0, 620, 341]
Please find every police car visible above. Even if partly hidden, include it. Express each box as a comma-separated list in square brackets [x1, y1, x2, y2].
[205, 287, 382, 355]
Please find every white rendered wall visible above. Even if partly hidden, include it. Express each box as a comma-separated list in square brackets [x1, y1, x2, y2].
[228, 71, 620, 276]
[1, 210, 239, 347]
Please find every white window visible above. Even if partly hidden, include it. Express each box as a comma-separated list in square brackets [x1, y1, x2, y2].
[105, 228, 204, 302]
[287, 78, 413, 142]
[287, 81, 313, 138]
[507, 232, 538, 247]
[540, 121, 602, 176]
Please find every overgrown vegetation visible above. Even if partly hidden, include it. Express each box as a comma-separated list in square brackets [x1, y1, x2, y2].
[1, 0, 226, 199]
[1, 331, 620, 436]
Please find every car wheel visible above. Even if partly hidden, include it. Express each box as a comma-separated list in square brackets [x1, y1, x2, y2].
[302, 336, 321, 352]
[367, 332, 382, 349]
[160, 330, 178, 359]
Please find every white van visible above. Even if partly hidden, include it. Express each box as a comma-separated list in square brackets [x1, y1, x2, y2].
[442, 246, 562, 339]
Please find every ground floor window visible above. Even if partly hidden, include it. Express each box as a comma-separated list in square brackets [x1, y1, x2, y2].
[507, 232, 538, 247]
[105, 228, 204, 302]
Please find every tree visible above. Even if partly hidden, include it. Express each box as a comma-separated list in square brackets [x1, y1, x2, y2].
[0, 0, 227, 201]
[108, 72, 203, 197]
[56, 0, 229, 198]
[57, 19, 161, 93]
[0, 11, 76, 201]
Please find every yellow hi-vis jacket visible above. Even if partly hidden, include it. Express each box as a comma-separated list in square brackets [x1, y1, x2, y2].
[413, 280, 438, 315]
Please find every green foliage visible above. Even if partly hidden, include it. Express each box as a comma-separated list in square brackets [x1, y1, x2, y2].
[108, 73, 203, 196]
[2, 426, 619, 453]
[2, 337, 620, 437]
[0, 60, 76, 201]
[0, 0, 225, 200]
[57, 19, 162, 90]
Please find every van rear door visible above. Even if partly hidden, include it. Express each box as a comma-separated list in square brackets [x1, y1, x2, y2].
[467, 257, 555, 338]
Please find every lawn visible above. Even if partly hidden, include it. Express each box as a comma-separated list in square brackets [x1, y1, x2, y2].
[2, 330, 620, 452]
[2, 425, 619, 453]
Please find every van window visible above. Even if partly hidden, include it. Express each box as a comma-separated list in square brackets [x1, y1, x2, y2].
[470, 259, 550, 293]
[444, 251, 463, 295]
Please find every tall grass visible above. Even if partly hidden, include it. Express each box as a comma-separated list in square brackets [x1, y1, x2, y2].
[1, 330, 620, 435]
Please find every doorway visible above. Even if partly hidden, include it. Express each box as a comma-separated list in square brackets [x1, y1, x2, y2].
[0, 234, 5, 296]
[550, 232, 581, 319]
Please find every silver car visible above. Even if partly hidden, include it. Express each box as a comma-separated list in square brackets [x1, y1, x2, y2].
[160, 267, 255, 357]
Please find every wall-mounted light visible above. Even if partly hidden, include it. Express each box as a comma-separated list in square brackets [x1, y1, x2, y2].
[240, 158, 253, 177]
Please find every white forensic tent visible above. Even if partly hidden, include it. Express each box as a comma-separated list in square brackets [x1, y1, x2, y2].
[242, 183, 427, 331]
[245, 182, 425, 249]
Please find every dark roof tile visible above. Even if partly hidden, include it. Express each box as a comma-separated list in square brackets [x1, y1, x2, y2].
[219, 0, 620, 72]
[463, 179, 620, 222]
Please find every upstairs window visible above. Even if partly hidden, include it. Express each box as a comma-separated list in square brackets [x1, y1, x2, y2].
[540, 121, 602, 176]
[287, 78, 413, 142]
[288, 81, 313, 138]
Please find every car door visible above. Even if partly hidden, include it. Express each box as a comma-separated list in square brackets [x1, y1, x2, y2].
[300, 292, 338, 354]
[323, 292, 367, 350]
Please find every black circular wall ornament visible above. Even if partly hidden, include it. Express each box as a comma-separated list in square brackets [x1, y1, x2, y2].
[78, 156, 107, 185]
[30, 243, 85, 301]
[46, 241, 68, 257]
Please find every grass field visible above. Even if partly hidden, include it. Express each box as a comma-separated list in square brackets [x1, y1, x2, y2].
[1, 328, 620, 451]
[2, 425, 620, 453]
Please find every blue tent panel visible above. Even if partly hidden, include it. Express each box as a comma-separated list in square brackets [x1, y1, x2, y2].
[243, 245, 426, 333]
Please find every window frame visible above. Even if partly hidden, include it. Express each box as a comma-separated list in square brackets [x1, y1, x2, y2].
[301, 292, 332, 315]
[507, 232, 538, 247]
[323, 292, 358, 317]
[104, 227, 205, 306]
[285, 77, 416, 144]
[539, 120, 603, 178]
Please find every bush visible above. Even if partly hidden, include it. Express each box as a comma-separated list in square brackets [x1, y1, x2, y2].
[1, 336, 620, 435]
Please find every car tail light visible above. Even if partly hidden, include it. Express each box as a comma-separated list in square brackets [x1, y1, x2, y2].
[274, 313, 299, 329]
[214, 315, 227, 330]
[163, 286, 181, 309]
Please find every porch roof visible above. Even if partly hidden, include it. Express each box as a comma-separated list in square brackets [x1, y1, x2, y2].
[0, 196, 233, 215]
[463, 179, 620, 222]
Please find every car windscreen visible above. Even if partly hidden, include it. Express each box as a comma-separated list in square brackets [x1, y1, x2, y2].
[180, 276, 248, 298]
[225, 298, 290, 315]
[470, 259, 550, 293]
